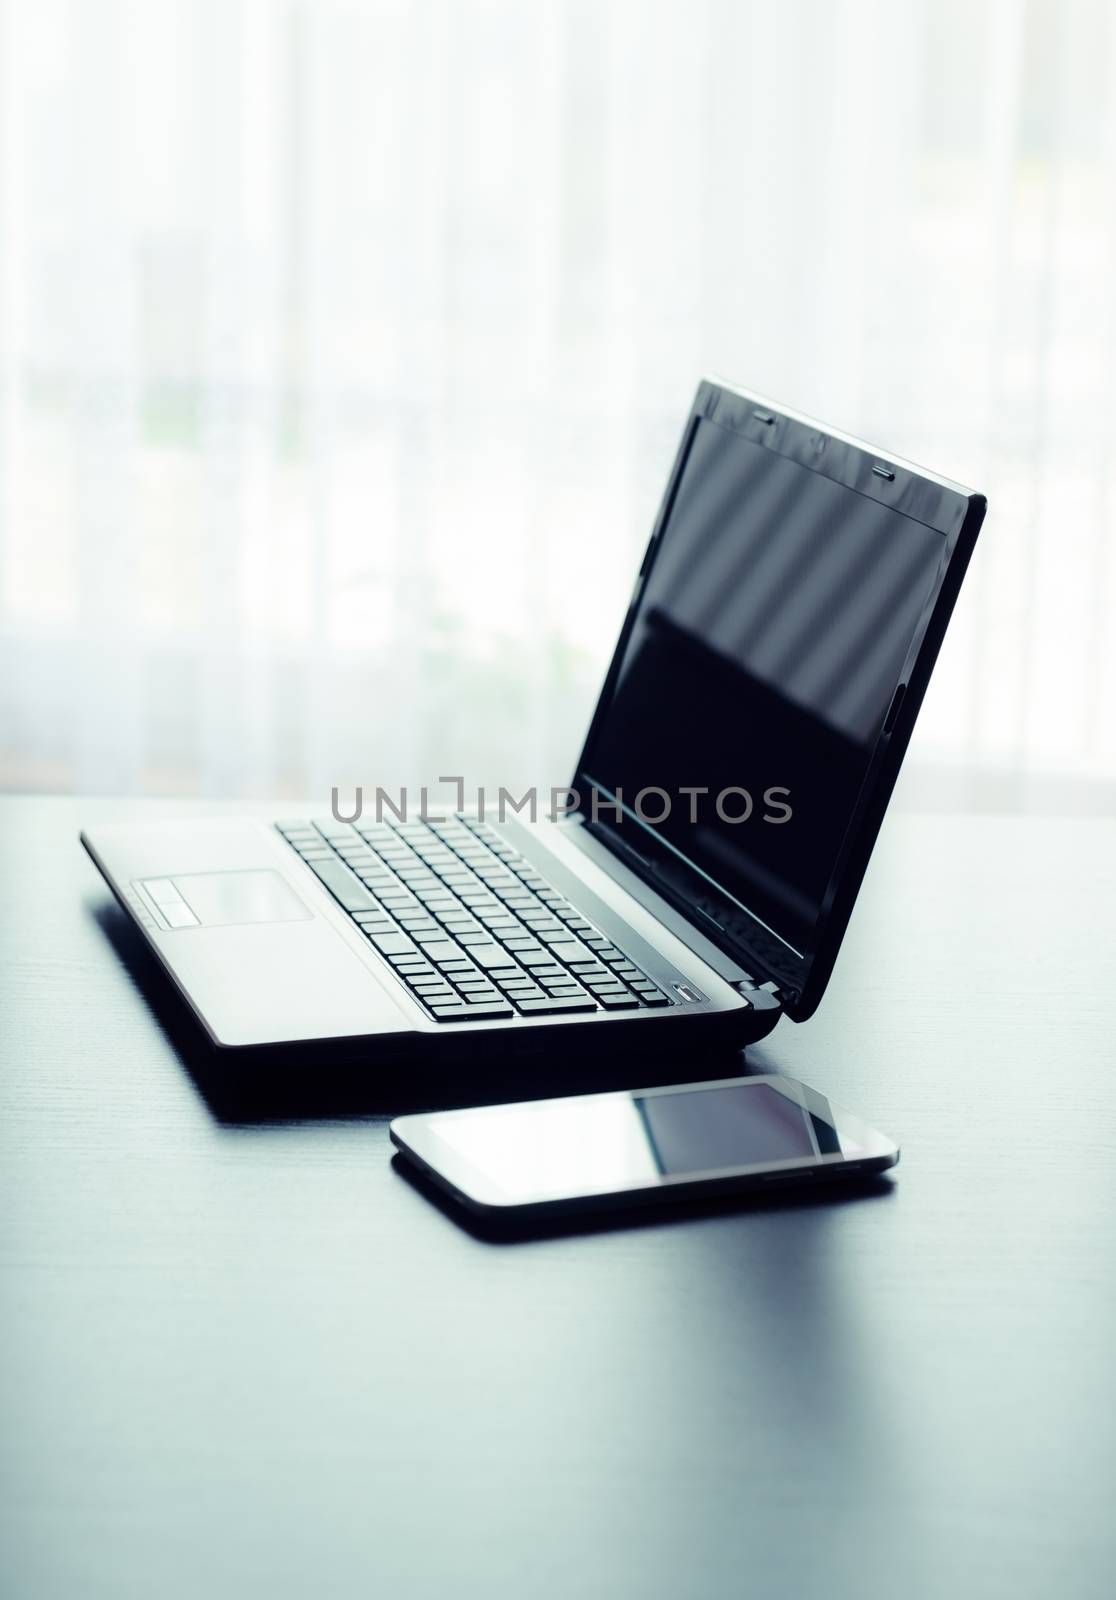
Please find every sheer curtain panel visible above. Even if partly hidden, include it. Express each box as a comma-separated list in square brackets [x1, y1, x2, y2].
[1, 0, 1114, 810]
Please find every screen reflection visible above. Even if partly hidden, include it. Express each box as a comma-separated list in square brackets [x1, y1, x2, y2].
[582, 418, 945, 952]
[430, 1080, 846, 1204]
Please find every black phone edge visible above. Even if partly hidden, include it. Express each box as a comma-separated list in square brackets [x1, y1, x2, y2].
[389, 1126, 899, 1222]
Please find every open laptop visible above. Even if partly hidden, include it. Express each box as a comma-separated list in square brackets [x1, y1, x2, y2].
[82, 379, 985, 1060]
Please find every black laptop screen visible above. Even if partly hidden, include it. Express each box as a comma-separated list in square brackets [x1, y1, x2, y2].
[580, 417, 945, 955]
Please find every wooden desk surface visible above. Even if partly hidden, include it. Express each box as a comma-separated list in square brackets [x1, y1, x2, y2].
[2, 797, 1114, 1600]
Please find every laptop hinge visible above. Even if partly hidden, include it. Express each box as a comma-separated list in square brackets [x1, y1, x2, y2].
[734, 978, 783, 1013]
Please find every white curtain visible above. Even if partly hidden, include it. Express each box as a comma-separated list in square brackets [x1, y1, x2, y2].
[2, 0, 1114, 809]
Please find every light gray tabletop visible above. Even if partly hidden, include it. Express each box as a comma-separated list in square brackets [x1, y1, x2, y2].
[1, 797, 1113, 1599]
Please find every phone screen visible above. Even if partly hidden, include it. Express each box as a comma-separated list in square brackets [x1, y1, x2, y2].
[411, 1078, 877, 1208]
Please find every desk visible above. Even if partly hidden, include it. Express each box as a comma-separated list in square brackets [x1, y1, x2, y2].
[2, 798, 1113, 1599]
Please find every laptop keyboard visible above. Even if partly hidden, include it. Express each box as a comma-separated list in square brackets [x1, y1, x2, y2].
[275, 814, 673, 1023]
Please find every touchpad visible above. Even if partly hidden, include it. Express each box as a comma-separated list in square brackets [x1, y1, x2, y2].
[174, 870, 312, 927]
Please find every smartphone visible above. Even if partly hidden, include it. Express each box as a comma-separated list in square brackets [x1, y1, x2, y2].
[389, 1074, 898, 1219]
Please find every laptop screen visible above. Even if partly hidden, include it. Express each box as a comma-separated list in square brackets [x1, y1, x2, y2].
[579, 415, 946, 957]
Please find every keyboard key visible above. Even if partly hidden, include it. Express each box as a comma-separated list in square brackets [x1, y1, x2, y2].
[307, 858, 380, 913]
[430, 949, 468, 969]
[373, 936, 418, 958]
[596, 993, 640, 1010]
[543, 940, 591, 963]
[637, 992, 671, 1007]
[431, 948, 470, 965]
[454, 1001, 514, 1020]
[466, 945, 513, 968]
[513, 996, 598, 1015]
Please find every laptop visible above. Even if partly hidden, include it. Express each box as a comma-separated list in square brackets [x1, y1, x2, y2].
[82, 379, 985, 1060]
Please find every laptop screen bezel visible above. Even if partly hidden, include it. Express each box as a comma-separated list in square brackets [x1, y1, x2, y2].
[570, 378, 985, 1022]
